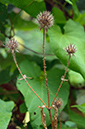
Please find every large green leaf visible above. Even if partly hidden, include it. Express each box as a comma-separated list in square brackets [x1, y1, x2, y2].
[0, 0, 46, 18]
[16, 60, 69, 128]
[48, 19, 85, 79]
[0, 99, 14, 129]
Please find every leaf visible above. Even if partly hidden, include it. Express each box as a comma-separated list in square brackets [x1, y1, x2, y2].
[68, 70, 85, 87]
[69, 110, 85, 128]
[15, 30, 56, 60]
[71, 103, 85, 114]
[71, 0, 79, 17]
[48, 19, 85, 79]
[0, 99, 14, 129]
[0, 66, 11, 85]
[0, 3, 8, 32]
[16, 60, 69, 128]
[9, 12, 37, 31]
[52, 7, 66, 24]
[65, 0, 73, 5]
[0, 0, 46, 18]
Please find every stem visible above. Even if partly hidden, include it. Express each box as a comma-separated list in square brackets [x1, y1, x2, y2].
[12, 50, 48, 108]
[59, 112, 62, 129]
[48, 109, 54, 129]
[43, 28, 50, 107]
[51, 55, 71, 107]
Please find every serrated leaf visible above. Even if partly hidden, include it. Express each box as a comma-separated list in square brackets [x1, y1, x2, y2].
[49, 19, 85, 79]
[0, 99, 14, 129]
[16, 60, 69, 128]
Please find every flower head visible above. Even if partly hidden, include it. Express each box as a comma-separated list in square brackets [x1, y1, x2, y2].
[37, 11, 54, 32]
[54, 98, 63, 109]
[64, 44, 77, 56]
[7, 38, 19, 52]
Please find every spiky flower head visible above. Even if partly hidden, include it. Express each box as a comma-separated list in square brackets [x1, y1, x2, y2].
[7, 38, 19, 52]
[54, 98, 63, 109]
[64, 44, 77, 56]
[37, 11, 54, 32]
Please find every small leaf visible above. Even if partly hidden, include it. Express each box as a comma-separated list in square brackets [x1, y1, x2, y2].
[65, 0, 73, 5]
[0, 99, 14, 129]
[71, 103, 85, 114]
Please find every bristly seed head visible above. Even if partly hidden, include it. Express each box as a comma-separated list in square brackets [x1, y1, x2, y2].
[37, 11, 54, 32]
[64, 44, 77, 56]
[7, 38, 19, 52]
[54, 98, 63, 109]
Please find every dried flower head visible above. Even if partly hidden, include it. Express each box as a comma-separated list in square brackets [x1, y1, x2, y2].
[64, 44, 77, 56]
[37, 11, 54, 32]
[7, 38, 19, 52]
[54, 98, 63, 109]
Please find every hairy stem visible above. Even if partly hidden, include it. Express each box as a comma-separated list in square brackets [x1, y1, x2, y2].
[12, 50, 48, 108]
[51, 55, 71, 107]
[48, 109, 54, 129]
[43, 28, 50, 107]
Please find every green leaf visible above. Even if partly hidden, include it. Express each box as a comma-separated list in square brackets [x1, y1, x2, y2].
[49, 19, 85, 79]
[9, 12, 37, 31]
[0, 66, 11, 85]
[16, 30, 56, 61]
[16, 60, 69, 128]
[68, 70, 85, 87]
[69, 110, 85, 128]
[71, 103, 85, 114]
[65, 0, 73, 5]
[0, 99, 14, 129]
[71, 0, 79, 17]
[0, 3, 8, 32]
[52, 7, 66, 24]
[0, 0, 46, 18]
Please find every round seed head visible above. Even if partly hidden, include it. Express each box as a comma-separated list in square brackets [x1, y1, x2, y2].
[54, 98, 63, 109]
[37, 11, 54, 31]
[65, 44, 77, 56]
[7, 38, 18, 51]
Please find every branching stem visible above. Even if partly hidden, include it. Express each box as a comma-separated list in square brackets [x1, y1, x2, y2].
[43, 28, 50, 107]
[12, 50, 48, 108]
[51, 55, 71, 107]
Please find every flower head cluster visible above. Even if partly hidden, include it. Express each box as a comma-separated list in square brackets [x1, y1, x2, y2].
[37, 11, 54, 32]
[7, 38, 19, 52]
[65, 44, 77, 56]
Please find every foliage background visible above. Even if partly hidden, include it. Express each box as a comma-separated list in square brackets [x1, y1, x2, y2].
[0, 0, 85, 129]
